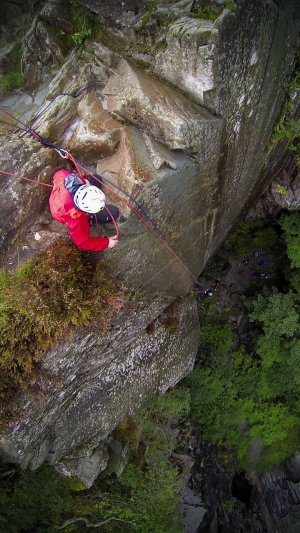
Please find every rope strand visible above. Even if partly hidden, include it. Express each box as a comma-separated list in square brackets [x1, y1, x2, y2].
[0, 108, 199, 283]
[0, 168, 52, 188]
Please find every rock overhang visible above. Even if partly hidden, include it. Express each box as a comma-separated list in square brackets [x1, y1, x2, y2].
[102, 58, 223, 153]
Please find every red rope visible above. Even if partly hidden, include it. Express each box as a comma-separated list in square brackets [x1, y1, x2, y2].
[73, 160, 198, 283]
[0, 168, 53, 188]
[104, 205, 119, 239]
[0, 147, 198, 284]
[65, 152, 86, 182]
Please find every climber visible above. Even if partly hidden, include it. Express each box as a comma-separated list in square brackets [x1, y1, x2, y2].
[49, 168, 119, 251]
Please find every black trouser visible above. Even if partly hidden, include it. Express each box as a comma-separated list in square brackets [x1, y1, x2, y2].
[89, 205, 119, 225]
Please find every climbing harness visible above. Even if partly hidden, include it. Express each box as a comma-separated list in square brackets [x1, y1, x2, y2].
[0, 107, 199, 285]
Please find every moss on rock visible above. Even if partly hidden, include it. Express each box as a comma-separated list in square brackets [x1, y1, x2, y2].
[0, 239, 121, 429]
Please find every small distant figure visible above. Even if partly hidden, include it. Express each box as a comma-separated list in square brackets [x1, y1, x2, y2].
[49, 169, 119, 251]
[258, 272, 268, 280]
[206, 290, 214, 297]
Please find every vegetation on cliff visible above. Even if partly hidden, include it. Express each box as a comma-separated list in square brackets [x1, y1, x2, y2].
[185, 212, 300, 471]
[0, 239, 121, 429]
[0, 212, 299, 530]
[0, 44, 23, 95]
[0, 391, 186, 532]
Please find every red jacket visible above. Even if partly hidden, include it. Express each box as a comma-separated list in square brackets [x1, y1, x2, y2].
[49, 169, 109, 251]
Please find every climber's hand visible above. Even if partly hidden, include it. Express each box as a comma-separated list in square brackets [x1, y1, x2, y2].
[107, 236, 119, 249]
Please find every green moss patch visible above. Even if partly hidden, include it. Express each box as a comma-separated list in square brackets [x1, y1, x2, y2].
[190, 6, 220, 21]
[0, 239, 121, 428]
[0, 45, 23, 95]
[67, 0, 106, 46]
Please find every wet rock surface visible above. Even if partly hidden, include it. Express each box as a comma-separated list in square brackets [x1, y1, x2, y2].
[180, 440, 300, 533]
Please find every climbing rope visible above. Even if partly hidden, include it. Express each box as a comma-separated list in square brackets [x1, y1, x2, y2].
[103, 205, 119, 239]
[0, 168, 52, 188]
[0, 110, 199, 285]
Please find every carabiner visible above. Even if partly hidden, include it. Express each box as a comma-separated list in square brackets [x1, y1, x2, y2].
[55, 148, 69, 159]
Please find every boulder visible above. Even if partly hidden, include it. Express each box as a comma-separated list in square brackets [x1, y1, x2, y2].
[154, 17, 218, 110]
[67, 92, 122, 160]
[55, 444, 110, 489]
[103, 59, 223, 154]
[22, 18, 66, 87]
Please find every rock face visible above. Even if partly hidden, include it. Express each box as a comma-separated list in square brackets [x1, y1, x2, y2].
[103, 59, 222, 153]
[189, 442, 300, 533]
[0, 0, 299, 487]
[154, 17, 218, 110]
[1, 295, 199, 487]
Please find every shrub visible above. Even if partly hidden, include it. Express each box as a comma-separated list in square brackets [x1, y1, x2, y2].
[224, 219, 278, 258]
[152, 388, 191, 421]
[0, 464, 71, 532]
[279, 212, 300, 268]
[190, 7, 220, 20]
[198, 323, 234, 361]
[72, 27, 92, 46]
[67, 0, 100, 45]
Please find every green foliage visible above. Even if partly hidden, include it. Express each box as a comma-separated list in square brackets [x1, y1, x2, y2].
[289, 69, 300, 91]
[0, 239, 120, 428]
[113, 416, 141, 452]
[65, 476, 87, 491]
[67, 0, 99, 45]
[184, 214, 300, 472]
[290, 270, 300, 299]
[257, 425, 300, 472]
[189, 0, 236, 21]
[0, 45, 23, 95]
[0, 464, 71, 532]
[198, 323, 234, 361]
[190, 6, 220, 20]
[152, 388, 191, 421]
[141, 13, 150, 26]
[224, 219, 278, 258]
[245, 288, 300, 399]
[269, 66, 300, 166]
[141, 0, 159, 26]
[71, 27, 92, 45]
[271, 97, 300, 145]
[274, 183, 287, 196]
[137, 44, 155, 55]
[225, 0, 236, 12]
[120, 460, 182, 533]
[279, 212, 300, 268]
[272, 116, 300, 144]
[248, 290, 298, 339]
[69, 392, 184, 532]
[0, 392, 184, 532]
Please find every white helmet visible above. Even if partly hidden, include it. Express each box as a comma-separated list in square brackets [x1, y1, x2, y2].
[74, 185, 106, 213]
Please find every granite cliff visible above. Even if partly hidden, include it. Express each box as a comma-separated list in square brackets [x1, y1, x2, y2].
[0, 0, 299, 489]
